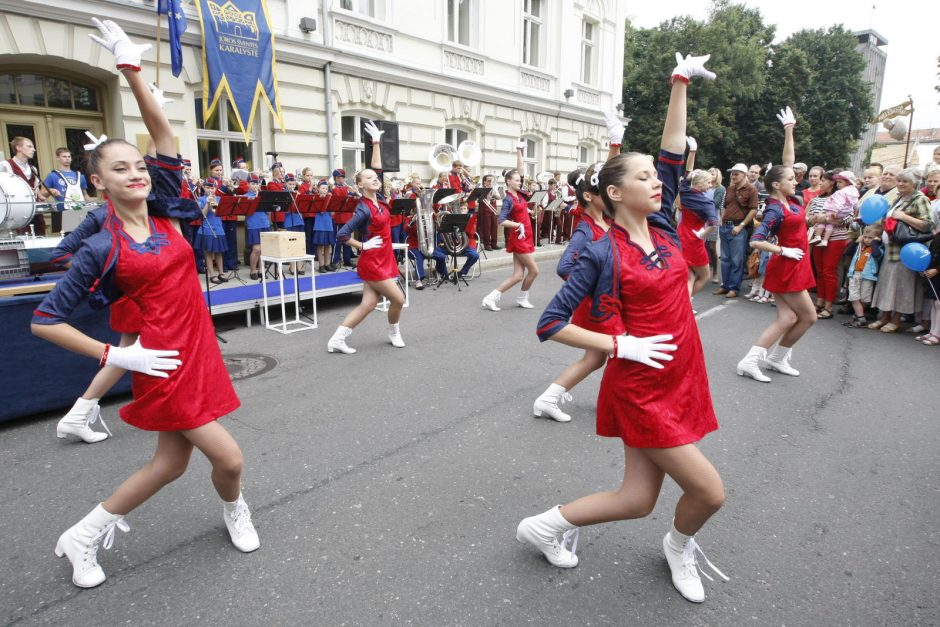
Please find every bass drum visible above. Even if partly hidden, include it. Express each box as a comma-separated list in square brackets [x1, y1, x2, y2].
[0, 172, 36, 234]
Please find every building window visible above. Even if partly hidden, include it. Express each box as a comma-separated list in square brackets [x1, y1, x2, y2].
[522, 0, 543, 67]
[195, 97, 256, 179]
[447, 0, 472, 47]
[445, 127, 469, 148]
[341, 114, 382, 175]
[577, 144, 592, 169]
[522, 137, 540, 181]
[581, 19, 597, 85]
[0, 72, 100, 111]
[339, 0, 381, 18]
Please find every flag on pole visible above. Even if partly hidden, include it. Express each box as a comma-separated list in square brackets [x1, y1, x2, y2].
[157, 0, 187, 77]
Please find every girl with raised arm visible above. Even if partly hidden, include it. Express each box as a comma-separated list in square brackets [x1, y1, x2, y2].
[736, 107, 816, 382]
[517, 54, 728, 603]
[327, 120, 406, 353]
[31, 19, 259, 589]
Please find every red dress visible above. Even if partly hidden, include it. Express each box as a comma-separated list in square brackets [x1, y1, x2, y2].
[115, 216, 240, 431]
[761, 197, 815, 294]
[504, 192, 535, 254]
[596, 224, 718, 448]
[677, 205, 709, 267]
[356, 198, 399, 282]
[571, 214, 613, 332]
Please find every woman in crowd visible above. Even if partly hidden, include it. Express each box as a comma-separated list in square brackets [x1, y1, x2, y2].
[868, 168, 935, 332]
[517, 53, 729, 604]
[705, 168, 724, 284]
[32, 18, 258, 589]
[327, 121, 406, 353]
[480, 141, 539, 311]
[530, 111, 625, 422]
[807, 170, 855, 319]
[736, 106, 816, 383]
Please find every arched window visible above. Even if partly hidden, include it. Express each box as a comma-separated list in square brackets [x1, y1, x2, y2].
[445, 127, 470, 148]
[577, 144, 594, 170]
[522, 136, 541, 181]
[341, 113, 383, 174]
[194, 98, 258, 180]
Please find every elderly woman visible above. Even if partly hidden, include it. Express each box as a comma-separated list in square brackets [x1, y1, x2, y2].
[869, 168, 935, 332]
[706, 168, 725, 283]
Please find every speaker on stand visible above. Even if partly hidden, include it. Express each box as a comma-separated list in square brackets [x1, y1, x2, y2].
[362, 120, 400, 172]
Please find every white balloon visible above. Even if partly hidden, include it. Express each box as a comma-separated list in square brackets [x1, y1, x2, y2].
[885, 119, 908, 141]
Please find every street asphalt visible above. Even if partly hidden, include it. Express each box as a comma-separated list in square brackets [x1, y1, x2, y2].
[1, 256, 937, 626]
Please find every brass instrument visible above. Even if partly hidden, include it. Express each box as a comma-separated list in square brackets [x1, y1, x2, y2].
[414, 188, 438, 257]
[436, 195, 469, 255]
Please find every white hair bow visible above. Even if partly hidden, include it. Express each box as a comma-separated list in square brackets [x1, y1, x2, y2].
[590, 162, 604, 188]
[83, 131, 108, 151]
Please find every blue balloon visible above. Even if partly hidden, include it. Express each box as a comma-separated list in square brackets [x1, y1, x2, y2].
[900, 243, 931, 272]
[859, 195, 890, 224]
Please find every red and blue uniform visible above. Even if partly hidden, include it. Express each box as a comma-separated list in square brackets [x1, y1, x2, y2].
[677, 174, 718, 267]
[338, 170, 398, 282]
[499, 190, 534, 254]
[751, 196, 815, 294]
[556, 212, 618, 333]
[537, 149, 718, 448]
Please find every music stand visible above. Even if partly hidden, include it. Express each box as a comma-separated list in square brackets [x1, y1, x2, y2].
[435, 212, 472, 291]
[433, 188, 459, 205]
[255, 191, 295, 279]
[390, 198, 415, 216]
[215, 195, 255, 285]
[544, 196, 565, 246]
[527, 191, 548, 247]
[466, 187, 490, 205]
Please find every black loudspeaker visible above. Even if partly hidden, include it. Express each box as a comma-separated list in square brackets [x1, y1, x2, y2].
[362, 120, 400, 172]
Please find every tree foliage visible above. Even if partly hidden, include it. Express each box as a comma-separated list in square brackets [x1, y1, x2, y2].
[622, 0, 873, 171]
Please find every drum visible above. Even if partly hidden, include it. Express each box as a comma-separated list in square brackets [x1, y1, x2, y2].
[0, 172, 37, 234]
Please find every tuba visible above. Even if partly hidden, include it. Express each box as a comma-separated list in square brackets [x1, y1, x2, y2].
[428, 144, 457, 173]
[415, 188, 438, 257]
[456, 140, 481, 168]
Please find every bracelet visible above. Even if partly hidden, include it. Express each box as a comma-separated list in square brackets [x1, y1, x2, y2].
[99, 343, 112, 368]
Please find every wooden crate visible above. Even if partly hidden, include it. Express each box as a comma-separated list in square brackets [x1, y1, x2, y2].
[261, 231, 306, 258]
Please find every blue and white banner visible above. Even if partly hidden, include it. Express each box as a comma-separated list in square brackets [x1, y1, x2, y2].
[196, 0, 284, 141]
[157, 0, 187, 77]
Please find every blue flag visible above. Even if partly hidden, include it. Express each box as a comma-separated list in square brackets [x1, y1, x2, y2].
[157, 0, 187, 78]
[195, 0, 284, 141]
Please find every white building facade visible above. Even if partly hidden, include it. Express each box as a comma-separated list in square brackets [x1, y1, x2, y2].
[0, 0, 628, 184]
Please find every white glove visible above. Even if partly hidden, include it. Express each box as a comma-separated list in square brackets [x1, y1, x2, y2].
[613, 334, 677, 370]
[686, 136, 698, 152]
[764, 162, 772, 173]
[779, 246, 804, 260]
[362, 235, 383, 250]
[89, 18, 152, 71]
[105, 339, 181, 378]
[515, 139, 527, 151]
[148, 82, 174, 109]
[83, 130, 108, 151]
[693, 227, 706, 240]
[363, 120, 384, 144]
[776, 106, 796, 128]
[516, 223, 526, 239]
[602, 110, 625, 146]
[671, 52, 716, 82]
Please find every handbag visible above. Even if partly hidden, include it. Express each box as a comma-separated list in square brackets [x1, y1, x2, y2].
[892, 220, 932, 245]
[746, 248, 761, 278]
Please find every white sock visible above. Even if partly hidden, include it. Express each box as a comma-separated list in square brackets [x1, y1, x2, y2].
[223, 493, 243, 513]
[668, 521, 694, 550]
[389, 323, 400, 334]
[519, 291, 530, 300]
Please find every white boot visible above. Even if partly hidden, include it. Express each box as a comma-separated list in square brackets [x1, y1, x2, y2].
[481, 289, 501, 311]
[223, 493, 260, 553]
[533, 383, 572, 422]
[736, 346, 771, 382]
[54, 503, 129, 588]
[57, 397, 111, 443]
[327, 325, 356, 354]
[516, 291, 534, 309]
[515, 505, 579, 568]
[764, 345, 799, 376]
[662, 524, 729, 603]
[388, 323, 405, 348]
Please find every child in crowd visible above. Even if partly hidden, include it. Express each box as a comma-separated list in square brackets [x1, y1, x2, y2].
[243, 174, 268, 280]
[312, 179, 337, 272]
[195, 179, 228, 284]
[843, 224, 884, 328]
[809, 170, 859, 247]
[282, 173, 306, 276]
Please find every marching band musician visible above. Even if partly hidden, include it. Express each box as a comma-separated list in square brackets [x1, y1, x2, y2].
[1, 136, 47, 235]
[330, 168, 356, 270]
[481, 140, 539, 311]
[43, 147, 91, 212]
[435, 199, 481, 280]
[210, 158, 240, 274]
[311, 179, 337, 272]
[538, 178, 559, 244]
[328, 120, 407, 353]
[558, 177, 579, 244]
[181, 159, 198, 199]
[405, 207, 447, 290]
[265, 164, 287, 229]
[195, 178, 228, 284]
[243, 174, 268, 280]
[282, 173, 306, 276]
[477, 174, 501, 251]
[298, 167, 319, 263]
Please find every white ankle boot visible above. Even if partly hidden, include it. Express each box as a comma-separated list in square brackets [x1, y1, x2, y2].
[481, 289, 501, 311]
[736, 346, 771, 382]
[515, 506, 579, 568]
[223, 493, 260, 553]
[57, 397, 111, 443]
[388, 323, 406, 348]
[516, 291, 534, 309]
[327, 326, 356, 354]
[54, 503, 129, 588]
[764, 345, 799, 376]
[533, 384, 572, 422]
[662, 526, 729, 603]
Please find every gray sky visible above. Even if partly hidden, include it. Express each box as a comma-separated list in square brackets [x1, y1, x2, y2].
[626, 0, 940, 129]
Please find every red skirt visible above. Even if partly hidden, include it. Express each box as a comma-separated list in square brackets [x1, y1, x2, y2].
[678, 222, 709, 267]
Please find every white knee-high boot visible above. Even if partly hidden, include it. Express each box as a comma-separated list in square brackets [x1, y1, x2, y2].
[736, 346, 771, 382]
[764, 345, 799, 376]
[327, 325, 356, 354]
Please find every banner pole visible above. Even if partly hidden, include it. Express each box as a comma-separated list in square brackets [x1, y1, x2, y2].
[155, 10, 162, 88]
[903, 96, 913, 168]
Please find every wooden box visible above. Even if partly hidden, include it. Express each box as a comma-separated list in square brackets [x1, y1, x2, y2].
[261, 231, 306, 258]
